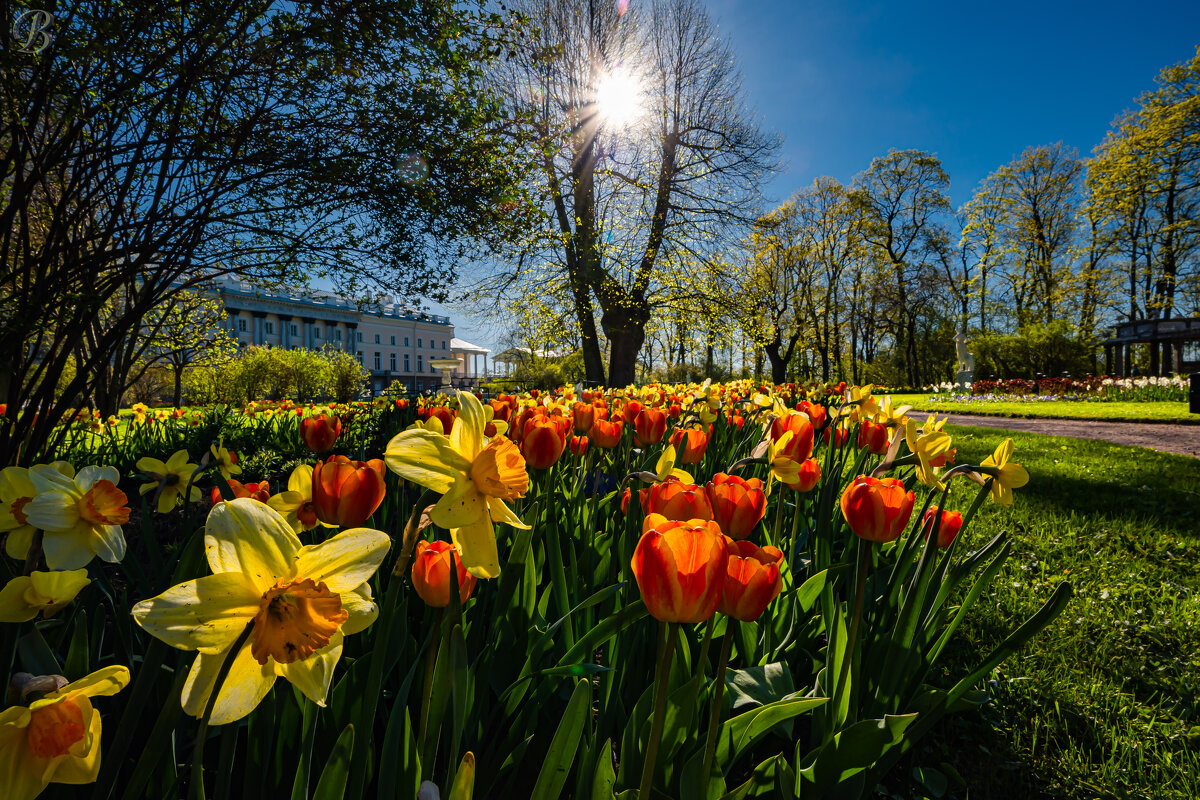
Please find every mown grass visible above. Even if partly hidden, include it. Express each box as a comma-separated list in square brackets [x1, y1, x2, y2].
[905, 425, 1200, 799]
[889, 394, 1197, 424]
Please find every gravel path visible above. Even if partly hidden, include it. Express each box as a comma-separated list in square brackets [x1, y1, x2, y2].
[943, 414, 1200, 458]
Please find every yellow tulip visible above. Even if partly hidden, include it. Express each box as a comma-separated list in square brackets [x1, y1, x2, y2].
[384, 391, 530, 579]
[980, 438, 1030, 507]
[0, 569, 90, 623]
[0, 665, 130, 800]
[132, 499, 388, 724]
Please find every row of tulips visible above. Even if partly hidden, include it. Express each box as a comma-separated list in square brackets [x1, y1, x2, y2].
[0, 379, 1070, 800]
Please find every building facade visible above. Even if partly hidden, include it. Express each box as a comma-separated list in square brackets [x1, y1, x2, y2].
[213, 277, 458, 394]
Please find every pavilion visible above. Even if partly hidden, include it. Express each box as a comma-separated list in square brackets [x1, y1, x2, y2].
[1103, 317, 1200, 376]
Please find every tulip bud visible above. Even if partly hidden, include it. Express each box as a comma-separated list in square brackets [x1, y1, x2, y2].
[632, 515, 727, 623]
[569, 435, 589, 455]
[312, 456, 386, 527]
[669, 427, 709, 465]
[571, 402, 594, 433]
[643, 479, 713, 522]
[839, 476, 914, 543]
[719, 539, 784, 621]
[411, 540, 476, 607]
[705, 473, 766, 539]
[796, 400, 827, 431]
[922, 506, 964, 548]
[300, 413, 342, 453]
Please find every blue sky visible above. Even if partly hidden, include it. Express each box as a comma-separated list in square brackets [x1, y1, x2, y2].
[440, 0, 1200, 355]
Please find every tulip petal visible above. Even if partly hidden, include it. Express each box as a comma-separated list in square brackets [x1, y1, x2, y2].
[274, 632, 343, 706]
[451, 515, 501, 579]
[631, 532, 683, 622]
[181, 642, 276, 725]
[205, 499, 300, 591]
[384, 430, 471, 494]
[294, 528, 390, 593]
[132, 573, 260, 654]
[431, 477, 487, 530]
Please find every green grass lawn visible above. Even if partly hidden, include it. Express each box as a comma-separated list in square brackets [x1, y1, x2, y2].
[890, 393, 1197, 424]
[913, 425, 1200, 799]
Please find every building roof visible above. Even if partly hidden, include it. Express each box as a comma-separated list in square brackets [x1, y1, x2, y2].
[450, 337, 490, 354]
[212, 276, 452, 326]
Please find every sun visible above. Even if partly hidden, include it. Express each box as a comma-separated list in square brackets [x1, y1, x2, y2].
[595, 67, 644, 128]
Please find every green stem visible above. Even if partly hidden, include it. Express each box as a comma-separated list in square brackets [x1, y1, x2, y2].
[190, 622, 254, 800]
[696, 616, 716, 675]
[638, 621, 678, 799]
[21, 530, 43, 576]
[417, 607, 444, 762]
[700, 627, 735, 791]
[832, 541, 872, 723]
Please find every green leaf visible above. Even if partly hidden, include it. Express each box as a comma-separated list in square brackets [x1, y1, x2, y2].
[64, 610, 89, 681]
[797, 713, 918, 791]
[531, 679, 591, 800]
[590, 739, 617, 800]
[18, 626, 59, 675]
[725, 662, 796, 712]
[376, 707, 420, 800]
[714, 696, 828, 776]
[312, 724, 355, 800]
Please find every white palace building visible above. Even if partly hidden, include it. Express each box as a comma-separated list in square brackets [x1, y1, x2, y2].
[212, 276, 491, 394]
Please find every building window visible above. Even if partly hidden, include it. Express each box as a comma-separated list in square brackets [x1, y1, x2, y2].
[290, 324, 298, 336]
[417, 337, 423, 348]
[442, 340, 447, 350]
[373, 352, 381, 371]
[375, 333, 381, 344]
[404, 336, 410, 347]
[356, 351, 363, 363]
[389, 353, 397, 371]
[390, 335, 396, 345]
[356, 331, 362, 342]
[417, 354, 423, 373]
[314, 327, 321, 339]
[265, 322, 274, 335]
[336, 329, 342, 340]
[238, 318, 247, 332]
[404, 354, 410, 372]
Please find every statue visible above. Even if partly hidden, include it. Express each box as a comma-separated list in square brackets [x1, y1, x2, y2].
[954, 330, 974, 388]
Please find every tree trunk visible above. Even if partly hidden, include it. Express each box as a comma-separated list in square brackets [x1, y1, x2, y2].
[173, 366, 184, 408]
[605, 313, 648, 386]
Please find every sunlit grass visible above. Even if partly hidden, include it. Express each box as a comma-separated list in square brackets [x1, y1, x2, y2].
[890, 394, 1196, 424]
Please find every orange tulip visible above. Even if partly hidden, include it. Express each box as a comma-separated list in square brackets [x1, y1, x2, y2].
[569, 435, 589, 455]
[797, 400, 827, 431]
[427, 406, 456, 436]
[856, 420, 890, 455]
[623, 400, 643, 425]
[634, 407, 667, 447]
[489, 399, 512, 424]
[572, 402, 595, 434]
[823, 424, 848, 447]
[521, 416, 567, 470]
[922, 506, 964, 548]
[787, 458, 822, 493]
[631, 515, 728, 623]
[411, 540, 477, 607]
[771, 412, 814, 462]
[667, 403, 682, 418]
[643, 479, 713, 522]
[312, 455, 386, 527]
[719, 539, 785, 621]
[705, 473, 766, 540]
[300, 413, 342, 453]
[839, 476, 914, 543]
[590, 418, 624, 449]
[210, 479, 270, 505]
[669, 427, 709, 465]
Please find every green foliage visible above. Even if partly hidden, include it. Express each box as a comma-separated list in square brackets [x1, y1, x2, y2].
[971, 322, 1095, 379]
[183, 346, 368, 405]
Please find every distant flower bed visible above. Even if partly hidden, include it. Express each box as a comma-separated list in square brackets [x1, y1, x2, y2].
[923, 375, 1188, 403]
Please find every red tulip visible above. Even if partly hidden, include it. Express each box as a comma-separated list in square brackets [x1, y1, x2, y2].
[590, 418, 624, 449]
[411, 540, 477, 607]
[669, 427, 709, 465]
[300, 413, 342, 453]
[634, 408, 667, 446]
[857, 420, 890, 455]
[572, 402, 595, 433]
[922, 506, 964, 548]
[632, 515, 728, 623]
[719, 539, 784, 621]
[839, 476, 914, 543]
[797, 400, 827, 431]
[787, 458, 822, 493]
[521, 416, 567, 470]
[312, 455, 386, 527]
[643, 479, 713, 522]
[771, 412, 814, 462]
[705, 473, 766, 540]
[823, 424, 849, 447]
[569, 435, 589, 455]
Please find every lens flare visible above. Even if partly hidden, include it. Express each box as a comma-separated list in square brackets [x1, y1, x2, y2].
[595, 68, 643, 128]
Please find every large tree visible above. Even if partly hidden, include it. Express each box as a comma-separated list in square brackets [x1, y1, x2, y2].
[1, 0, 530, 463]
[494, 0, 778, 385]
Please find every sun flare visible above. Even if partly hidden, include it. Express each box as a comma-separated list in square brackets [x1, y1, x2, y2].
[595, 68, 643, 128]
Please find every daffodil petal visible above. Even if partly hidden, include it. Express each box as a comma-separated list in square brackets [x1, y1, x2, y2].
[57, 664, 131, 699]
[92, 524, 127, 564]
[41, 528, 98, 571]
[0, 716, 50, 800]
[274, 632, 343, 707]
[45, 710, 101, 785]
[287, 464, 314, 495]
[4, 526, 32, 560]
[132, 573, 260, 654]
[430, 477, 487, 530]
[0, 577, 37, 623]
[1002, 463, 1030, 489]
[340, 585, 379, 635]
[451, 515, 501, 579]
[452, 390, 485, 461]
[294, 528, 390, 593]
[205, 499, 300, 592]
[384, 429, 470, 494]
[487, 496, 530, 530]
[25, 491, 81, 533]
[181, 643, 276, 725]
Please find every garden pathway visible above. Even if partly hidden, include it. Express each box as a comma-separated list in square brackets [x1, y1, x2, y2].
[944, 414, 1200, 458]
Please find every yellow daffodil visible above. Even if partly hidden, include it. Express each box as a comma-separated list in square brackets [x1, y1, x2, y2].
[904, 419, 952, 489]
[873, 395, 913, 428]
[0, 569, 90, 623]
[1, 467, 38, 560]
[266, 465, 333, 533]
[980, 438, 1029, 507]
[136, 450, 201, 513]
[130, 403, 149, 424]
[653, 445, 693, 484]
[768, 432, 803, 487]
[132, 499, 387, 725]
[209, 440, 241, 478]
[24, 466, 129, 570]
[384, 390, 530, 579]
[847, 384, 877, 422]
[921, 413, 947, 435]
[0, 665, 130, 800]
